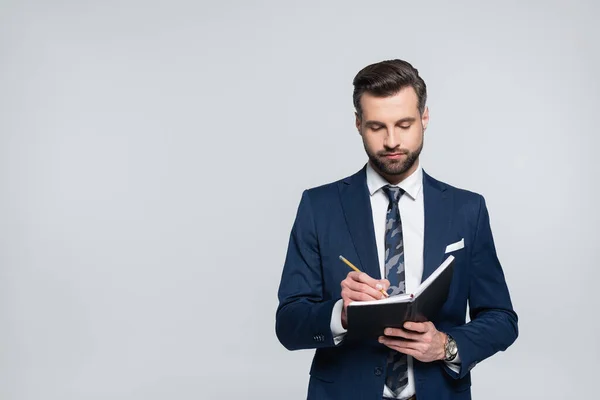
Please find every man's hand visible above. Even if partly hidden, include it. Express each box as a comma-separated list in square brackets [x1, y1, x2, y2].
[340, 272, 389, 328]
[378, 321, 447, 363]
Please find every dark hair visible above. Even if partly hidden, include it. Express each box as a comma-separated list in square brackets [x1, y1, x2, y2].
[353, 59, 427, 117]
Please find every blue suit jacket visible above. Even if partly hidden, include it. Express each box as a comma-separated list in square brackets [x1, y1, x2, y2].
[276, 166, 518, 400]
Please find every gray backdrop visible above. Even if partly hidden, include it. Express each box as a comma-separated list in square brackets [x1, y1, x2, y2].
[1, 0, 598, 399]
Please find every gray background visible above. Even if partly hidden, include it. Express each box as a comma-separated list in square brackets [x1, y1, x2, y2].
[1, 0, 598, 399]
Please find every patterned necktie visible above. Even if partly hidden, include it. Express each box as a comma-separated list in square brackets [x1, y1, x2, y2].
[382, 185, 408, 395]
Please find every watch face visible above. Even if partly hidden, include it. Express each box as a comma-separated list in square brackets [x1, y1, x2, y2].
[449, 341, 457, 354]
[446, 337, 457, 358]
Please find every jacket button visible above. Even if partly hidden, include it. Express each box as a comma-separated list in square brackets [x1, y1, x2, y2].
[374, 367, 383, 376]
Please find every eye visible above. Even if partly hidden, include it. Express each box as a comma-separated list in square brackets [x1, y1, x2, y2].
[371, 125, 383, 131]
[399, 124, 412, 130]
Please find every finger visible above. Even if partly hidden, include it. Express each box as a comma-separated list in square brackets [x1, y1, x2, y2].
[346, 271, 363, 280]
[341, 271, 362, 287]
[378, 337, 423, 353]
[403, 321, 430, 333]
[340, 272, 367, 289]
[345, 292, 377, 302]
[383, 328, 420, 341]
[379, 279, 391, 291]
[378, 336, 408, 347]
[342, 273, 385, 296]
[354, 273, 390, 299]
[393, 346, 422, 360]
[354, 272, 380, 288]
[344, 271, 373, 282]
[342, 287, 380, 302]
[342, 276, 378, 295]
[373, 281, 390, 298]
[345, 279, 387, 300]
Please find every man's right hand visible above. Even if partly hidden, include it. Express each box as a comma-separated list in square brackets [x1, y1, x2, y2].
[340, 272, 390, 329]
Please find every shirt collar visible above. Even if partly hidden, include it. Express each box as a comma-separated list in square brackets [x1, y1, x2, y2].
[366, 161, 423, 200]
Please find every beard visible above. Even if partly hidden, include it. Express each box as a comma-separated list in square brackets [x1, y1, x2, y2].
[364, 138, 423, 177]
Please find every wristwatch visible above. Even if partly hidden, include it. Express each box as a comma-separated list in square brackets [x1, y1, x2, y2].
[444, 334, 458, 362]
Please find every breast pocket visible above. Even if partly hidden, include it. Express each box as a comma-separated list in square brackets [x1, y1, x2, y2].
[445, 237, 465, 254]
[444, 236, 468, 272]
[437, 235, 469, 319]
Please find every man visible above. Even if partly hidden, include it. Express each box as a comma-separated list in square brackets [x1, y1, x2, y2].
[275, 59, 518, 400]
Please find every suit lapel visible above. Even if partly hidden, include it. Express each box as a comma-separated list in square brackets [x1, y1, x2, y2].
[422, 171, 453, 282]
[338, 166, 381, 280]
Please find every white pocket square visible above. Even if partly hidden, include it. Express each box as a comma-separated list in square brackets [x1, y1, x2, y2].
[445, 238, 465, 254]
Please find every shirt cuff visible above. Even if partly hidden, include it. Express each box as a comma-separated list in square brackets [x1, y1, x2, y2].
[444, 349, 461, 373]
[330, 298, 347, 345]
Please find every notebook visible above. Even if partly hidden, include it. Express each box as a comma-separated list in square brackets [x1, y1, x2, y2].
[346, 255, 455, 339]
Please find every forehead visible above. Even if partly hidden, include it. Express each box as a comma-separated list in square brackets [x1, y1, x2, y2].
[360, 86, 420, 120]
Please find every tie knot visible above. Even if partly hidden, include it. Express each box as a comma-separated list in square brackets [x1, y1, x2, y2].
[382, 185, 404, 204]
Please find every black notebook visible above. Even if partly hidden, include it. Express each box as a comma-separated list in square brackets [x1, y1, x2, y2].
[346, 255, 455, 340]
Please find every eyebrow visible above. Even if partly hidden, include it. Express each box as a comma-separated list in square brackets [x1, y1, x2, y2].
[364, 117, 417, 126]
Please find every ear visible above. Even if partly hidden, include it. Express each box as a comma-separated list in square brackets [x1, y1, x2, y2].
[355, 112, 362, 134]
[421, 106, 430, 131]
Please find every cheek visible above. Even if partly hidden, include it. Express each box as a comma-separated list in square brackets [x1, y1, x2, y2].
[363, 133, 382, 150]
[360, 135, 372, 150]
[404, 128, 423, 148]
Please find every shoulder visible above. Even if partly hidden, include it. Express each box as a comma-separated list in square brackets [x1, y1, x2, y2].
[424, 171, 486, 212]
[302, 167, 365, 202]
[289, 168, 362, 224]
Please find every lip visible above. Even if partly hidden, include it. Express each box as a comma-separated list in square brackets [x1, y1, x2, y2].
[382, 153, 405, 159]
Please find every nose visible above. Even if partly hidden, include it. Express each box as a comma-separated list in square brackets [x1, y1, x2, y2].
[384, 127, 400, 149]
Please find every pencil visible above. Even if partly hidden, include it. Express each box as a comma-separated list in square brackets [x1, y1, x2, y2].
[338, 255, 389, 298]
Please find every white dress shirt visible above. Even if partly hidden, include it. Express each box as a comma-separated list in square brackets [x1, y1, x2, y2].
[330, 161, 460, 399]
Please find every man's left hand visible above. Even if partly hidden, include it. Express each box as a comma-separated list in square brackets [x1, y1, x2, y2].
[378, 321, 446, 363]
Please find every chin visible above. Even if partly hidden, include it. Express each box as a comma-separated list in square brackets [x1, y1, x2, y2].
[381, 162, 407, 174]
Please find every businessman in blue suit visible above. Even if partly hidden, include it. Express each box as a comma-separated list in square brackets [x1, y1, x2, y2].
[275, 59, 518, 400]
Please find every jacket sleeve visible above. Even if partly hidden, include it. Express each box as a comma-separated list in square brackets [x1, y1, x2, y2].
[443, 195, 518, 379]
[275, 190, 338, 350]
